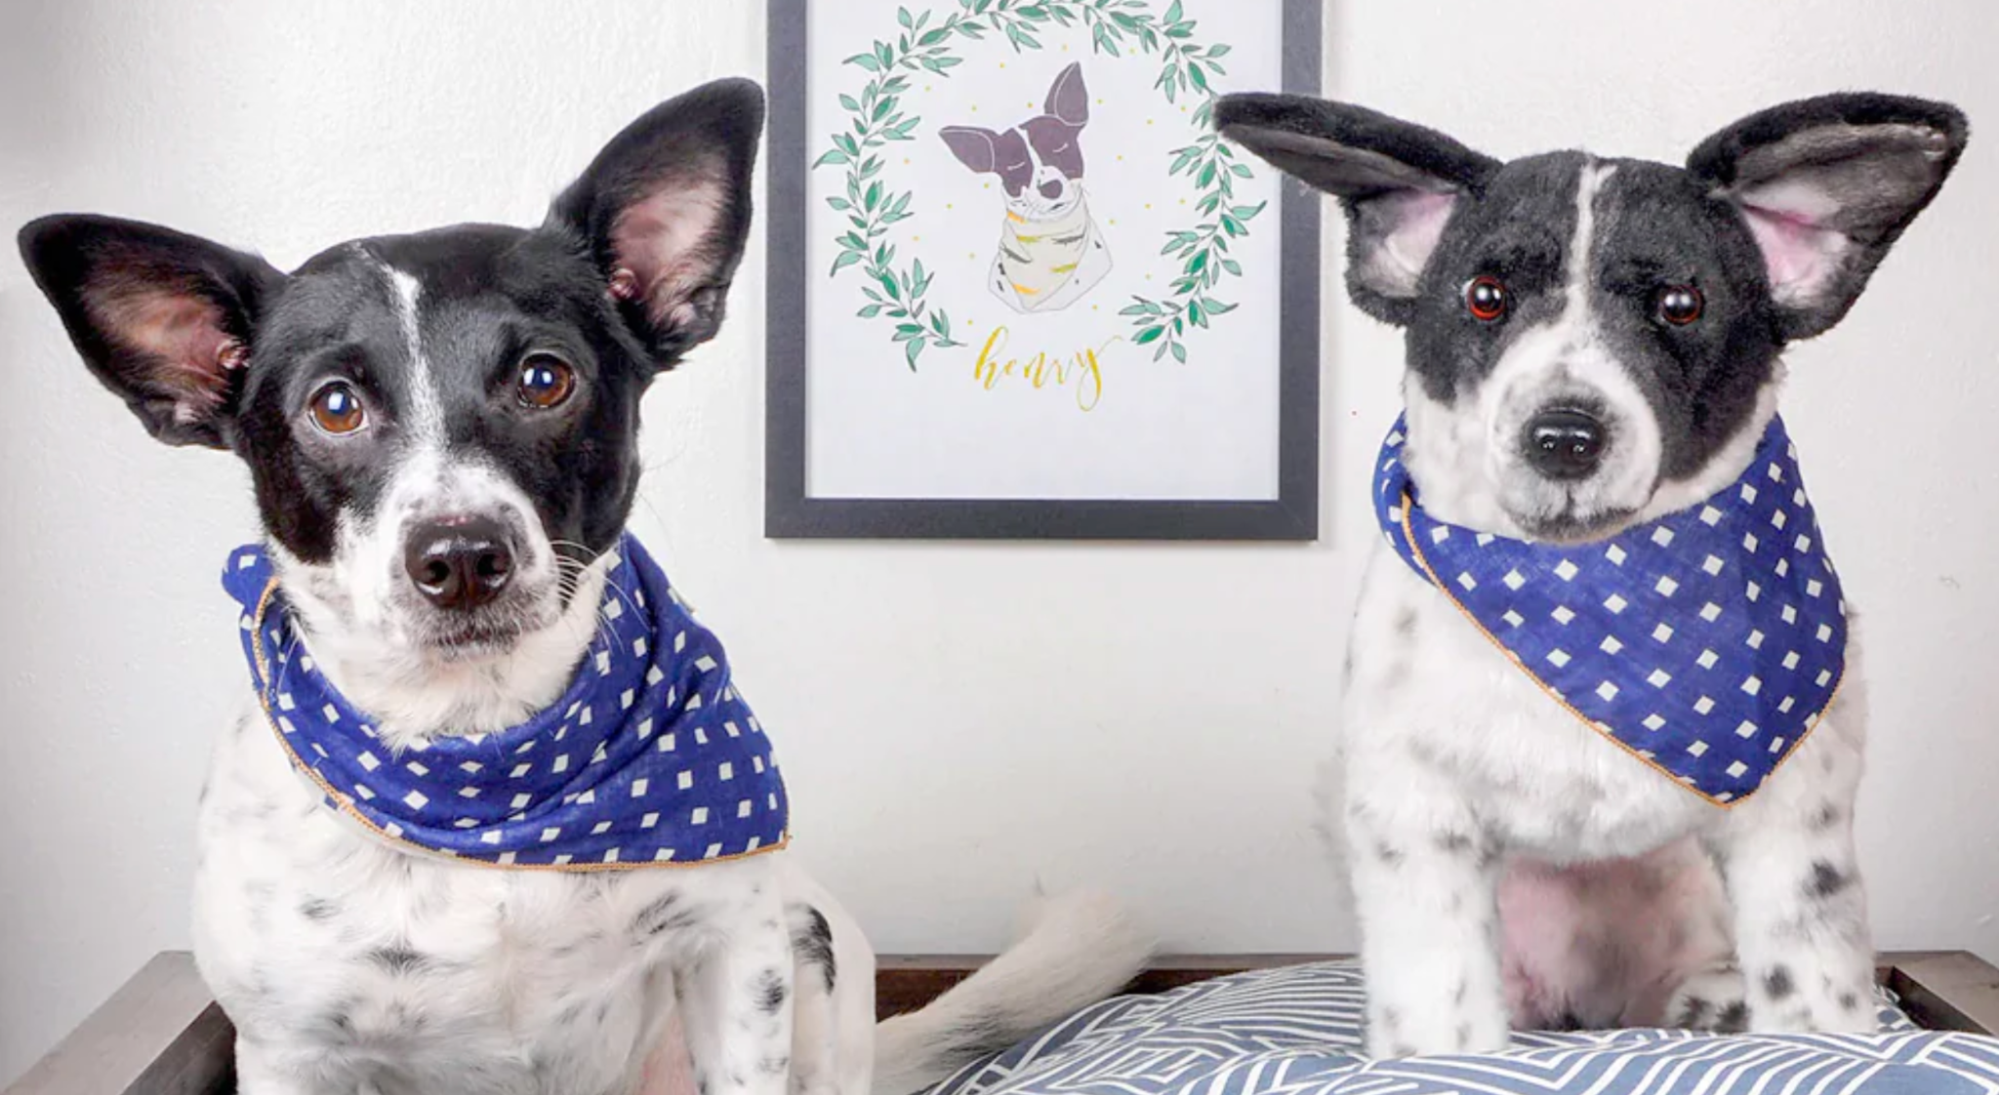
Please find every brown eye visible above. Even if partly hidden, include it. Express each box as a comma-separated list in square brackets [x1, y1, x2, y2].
[1464, 275, 1508, 322]
[309, 382, 366, 435]
[1657, 285, 1704, 326]
[517, 354, 576, 410]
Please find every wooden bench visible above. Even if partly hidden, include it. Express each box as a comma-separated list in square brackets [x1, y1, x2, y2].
[13, 952, 1999, 1093]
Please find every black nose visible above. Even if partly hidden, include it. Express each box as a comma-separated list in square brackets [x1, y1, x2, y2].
[1522, 409, 1607, 480]
[1038, 179, 1063, 199]
[403, 517, 515, 611]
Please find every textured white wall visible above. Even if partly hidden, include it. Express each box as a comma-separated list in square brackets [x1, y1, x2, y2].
[2, 0, 1995, 1080]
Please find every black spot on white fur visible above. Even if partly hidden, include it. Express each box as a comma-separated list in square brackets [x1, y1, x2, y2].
[791, 904, 838, 993]
[1715, 1000, 1749, 1033]
[1807, 860, 1850, 899]
[754, 967, 787, 1014]
[366, 944, 430, 976]
[1764, 966, 1795, 1000]
[633, 893, 700, 937]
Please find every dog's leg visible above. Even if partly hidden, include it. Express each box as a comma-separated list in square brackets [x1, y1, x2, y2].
[677, 894, 796, 1096]
[785, 902, 844, 1093]
[1346, 755, 1509, 1057]
[1711, 708, 1876, 1034]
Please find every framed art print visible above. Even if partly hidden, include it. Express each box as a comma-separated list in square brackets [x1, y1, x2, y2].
[766, 0, 1320, 539]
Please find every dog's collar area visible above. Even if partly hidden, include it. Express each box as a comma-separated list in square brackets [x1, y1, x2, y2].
[1372, 414, 1847, 806]
[220, 535, 789, 870]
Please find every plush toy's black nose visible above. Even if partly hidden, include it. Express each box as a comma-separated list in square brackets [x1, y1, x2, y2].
[404, 517, 514, 610]
[1039, 179, 1064, 199]
[1522, 409, 1607, 480]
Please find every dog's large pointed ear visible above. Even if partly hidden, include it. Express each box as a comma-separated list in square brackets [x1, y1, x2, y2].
[17, 214, 284, 448]
[1215, 94, 1499, 325]
[1689, 93, 1968, 341]
[1046, 62, 1088, 127]
[547, 77, 765, 367]
[939, 126, 1000, 173]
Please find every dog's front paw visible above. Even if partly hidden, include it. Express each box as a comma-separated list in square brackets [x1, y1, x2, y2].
[1667, 963, 1750, 1033]
[1366, 998, 1510, 1058]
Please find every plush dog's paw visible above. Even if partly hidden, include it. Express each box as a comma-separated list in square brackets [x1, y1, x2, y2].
[1366, 1002, 1511, 1058]
[1667, 963, 1750, 1033]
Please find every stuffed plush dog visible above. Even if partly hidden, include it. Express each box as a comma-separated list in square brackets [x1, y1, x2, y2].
[941, 62, 1112, 313]
[1217, 92, 1966, 1055]
[19, 78, 1148, 1094]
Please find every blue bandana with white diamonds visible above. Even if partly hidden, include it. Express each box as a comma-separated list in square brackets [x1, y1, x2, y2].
[1373, 414, 1846, 805]
[221, 535, 788, 869]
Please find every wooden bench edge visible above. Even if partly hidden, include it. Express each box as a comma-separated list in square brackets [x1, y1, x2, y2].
[12, 950, 1997, 1093]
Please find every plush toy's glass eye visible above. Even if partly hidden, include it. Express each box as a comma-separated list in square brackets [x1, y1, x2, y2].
[1464, 275, 1508, 322]
[1657, 285, 1704, 326]
[309, 382, 365, 435]
[517, 354, 577, 410]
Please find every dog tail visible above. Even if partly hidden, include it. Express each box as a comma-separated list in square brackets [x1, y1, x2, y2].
[870, 889, 1152, 1094]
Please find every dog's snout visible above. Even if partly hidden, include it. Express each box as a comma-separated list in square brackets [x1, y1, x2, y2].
[404, 517, 515, 611]
[1522, 409, 1607, 480]
[1038, 179, 1064, 199]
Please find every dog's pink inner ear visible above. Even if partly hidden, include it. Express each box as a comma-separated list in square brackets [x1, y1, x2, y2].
[1358, 190, 1459, 297]
[82, 280, 242, 421]
[1735, 201, 1849, 307]
[607, 164, 731, 335]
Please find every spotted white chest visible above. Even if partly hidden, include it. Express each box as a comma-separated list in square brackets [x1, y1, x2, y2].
[191, 700, 781, 1092]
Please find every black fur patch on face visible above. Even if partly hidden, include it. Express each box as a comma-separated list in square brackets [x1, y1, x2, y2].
[1764, 965, 1795, 1000]
[1406, 153, 1785, 484]
[992, 130, 1033, 197]
[1403, 153, 1585, 404]
[233, 224, 651, 571]
[1583, 161, 1783, 481]
[1023, 116, 1084, 180]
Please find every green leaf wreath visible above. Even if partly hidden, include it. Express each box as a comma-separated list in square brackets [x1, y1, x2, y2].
[813, 0, 1264, 369]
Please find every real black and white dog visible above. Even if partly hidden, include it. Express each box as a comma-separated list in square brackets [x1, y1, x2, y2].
[1217, 92, 1966, 1054]
[941, 62, 1112, 313]
[19, 78, 1147, 1094]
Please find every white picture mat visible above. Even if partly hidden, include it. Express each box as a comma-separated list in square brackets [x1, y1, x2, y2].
[802, 0, 1287, 501]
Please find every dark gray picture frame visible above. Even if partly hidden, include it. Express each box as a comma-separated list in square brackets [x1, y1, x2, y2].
[765, 0, 1321, 540]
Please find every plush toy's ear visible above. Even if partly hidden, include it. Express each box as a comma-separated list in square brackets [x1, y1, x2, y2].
[547, 77, 765, 368]
[1215, 93, 1499, 325]
[1688, 93, 1968, 341]
[939, 126, 1000, 173]
[1045, 62, 1088, 127]
[18, 214, 284, 448]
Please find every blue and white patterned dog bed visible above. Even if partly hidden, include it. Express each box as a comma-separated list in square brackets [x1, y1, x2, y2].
[931, 961, 1999, 1094]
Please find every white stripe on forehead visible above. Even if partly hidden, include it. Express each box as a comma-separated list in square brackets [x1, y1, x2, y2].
[1562, 159, 1618, 334]
[374, 257, 445, 445]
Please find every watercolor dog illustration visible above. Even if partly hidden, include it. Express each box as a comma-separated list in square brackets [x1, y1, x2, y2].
[941, 62, 1112, 314]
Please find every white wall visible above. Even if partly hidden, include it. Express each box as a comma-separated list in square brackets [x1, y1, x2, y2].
[2, 0, 1995, 1079]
